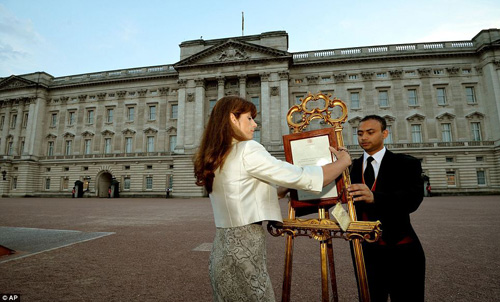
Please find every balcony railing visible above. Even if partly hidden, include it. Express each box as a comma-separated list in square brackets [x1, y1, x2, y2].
[51, 65, 177, 85]
[292, 40, 475, 61]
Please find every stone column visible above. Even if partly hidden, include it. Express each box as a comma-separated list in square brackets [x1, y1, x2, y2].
[0, 101, 12, 155]
[23, 96, 39, 156]
[217, 76, 225, 100]
[175, 79, 187, 153]
[239, 75, 247, 98]
[279, 71, 290, 137]
[260, 72, 270, 145]
[11, 100, 25, 156]
[194, 78, 206, 148]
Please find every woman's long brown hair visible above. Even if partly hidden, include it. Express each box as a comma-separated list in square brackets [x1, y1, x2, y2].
[193, 96, 257, 193]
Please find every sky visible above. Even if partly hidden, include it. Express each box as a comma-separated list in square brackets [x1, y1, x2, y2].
[1, 0, 499, 78]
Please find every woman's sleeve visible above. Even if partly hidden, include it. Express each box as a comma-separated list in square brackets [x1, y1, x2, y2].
[242, 140, 323, 193]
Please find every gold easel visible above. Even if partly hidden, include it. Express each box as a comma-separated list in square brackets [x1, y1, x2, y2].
[267, 92, 381, 302]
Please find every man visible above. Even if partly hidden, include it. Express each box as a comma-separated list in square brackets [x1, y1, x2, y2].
[348, 115, 425, 302]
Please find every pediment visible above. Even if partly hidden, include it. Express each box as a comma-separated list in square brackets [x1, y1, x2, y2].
[436, 112, 456, 121]
[122, 128, 136, 135]
[143, 127, 158, 134]
[82, 131, 95, 137]
[406, 113, 426, 122]
[465, 111, 485, 120]
[174, 40, 291, 69]
[382, 115, 396, 122]
[348, 116, 363, 125]
[101, 129, 115, 136]
[0, 76, 37, 91]
[63, 132, 75, 138]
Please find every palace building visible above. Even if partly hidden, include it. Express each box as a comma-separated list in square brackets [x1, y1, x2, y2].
[0, 29, 499, 197]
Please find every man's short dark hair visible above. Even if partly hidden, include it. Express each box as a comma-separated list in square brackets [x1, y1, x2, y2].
[360, 115, 387, 131]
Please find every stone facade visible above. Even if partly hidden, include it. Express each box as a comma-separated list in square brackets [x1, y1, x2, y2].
[0, 29, 499, 197]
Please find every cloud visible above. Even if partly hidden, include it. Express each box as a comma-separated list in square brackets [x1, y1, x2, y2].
[0, 4, 46, 75]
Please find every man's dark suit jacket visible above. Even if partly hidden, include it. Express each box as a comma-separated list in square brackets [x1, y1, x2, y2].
[351, 150, 424, 244]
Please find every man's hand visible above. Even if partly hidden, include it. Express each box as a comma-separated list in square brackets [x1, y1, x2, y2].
[348, 184, 374, 203]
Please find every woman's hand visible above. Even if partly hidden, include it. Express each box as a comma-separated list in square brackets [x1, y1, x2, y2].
[321, 147, 352, 187]
[330, 146, 352, 168]
[277, 186, 289, 199]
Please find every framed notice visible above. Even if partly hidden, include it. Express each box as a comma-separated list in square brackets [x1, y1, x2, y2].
[283, 128, 346, 210]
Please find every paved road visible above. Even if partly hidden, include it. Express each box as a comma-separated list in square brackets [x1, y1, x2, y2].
[0, 196, 499, 301]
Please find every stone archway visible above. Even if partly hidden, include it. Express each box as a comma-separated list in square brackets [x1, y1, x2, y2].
[97, 172, 113, 198]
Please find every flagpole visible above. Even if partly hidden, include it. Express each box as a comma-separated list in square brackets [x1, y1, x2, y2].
[242, 12, 244, 36]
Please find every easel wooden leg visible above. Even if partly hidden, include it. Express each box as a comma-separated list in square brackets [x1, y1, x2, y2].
[352, 239, 370, 302]
[282, 233, 294, 302]
[320, 241, 329, 302]
[282, 204, 296, 302]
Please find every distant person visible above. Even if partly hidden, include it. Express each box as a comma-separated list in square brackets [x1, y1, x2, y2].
[194, 96, 351, 302]
[426, 183, 432, 197]
[348, 115, 425, 302]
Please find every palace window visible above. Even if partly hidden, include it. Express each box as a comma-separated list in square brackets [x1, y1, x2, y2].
[465, 87, 476, 104]
[149, 105, 156, 120]
[384, 125, 393, 144]
[411, 124, 422, 143]
[171, 104, 178, 119]
[84, 139, 92, 154]
[408, 89, 418, 106]
[48, 141, 54, 156]
[441, 123, 452, 142]
[209, 99, 217, 112]
[106, 108, 114, 123]
[251, 96, 260, 112]
[446, 171, 456, 186]
[146, 176, 153, 190]
[104, 138, 112, 154]
[23, 113, 29, 127]
[350, 92, 360, 109]
[352, 127, 358, 144]
[65, 140, 72, 155]
[45, 178, 51, 190]
[87, 109, 94, 124]
[7, 141, 13, 155]
[125, 137, 133, 153]
[127, 107, 135, 122]
[11, 114, 17, 128]
[378, 90, 389, 107]
[0, 115, 4, 130]
[68, 111, 76, 125]
[471, 122, 482, 141]
[124, 177, 131, 190]
[147, 136, 155, 152]
[169, 135, 177, 152]
[50, 113, 57, 127]
[477, 170, 486, 185]
[62, 177, 69, 190]
[437, 88, 447, 105]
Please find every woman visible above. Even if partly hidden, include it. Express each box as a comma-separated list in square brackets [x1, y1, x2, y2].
[194, 96, 351, 301]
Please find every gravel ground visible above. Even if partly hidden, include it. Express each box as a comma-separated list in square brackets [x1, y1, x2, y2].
[0, 195, 499, 302]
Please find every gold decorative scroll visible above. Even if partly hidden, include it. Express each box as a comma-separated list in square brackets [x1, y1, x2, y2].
[268, 219, 382, 242]
[287, 92, 348, 133]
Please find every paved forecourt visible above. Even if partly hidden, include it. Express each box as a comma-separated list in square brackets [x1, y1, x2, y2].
[0, 195, 499, 301]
